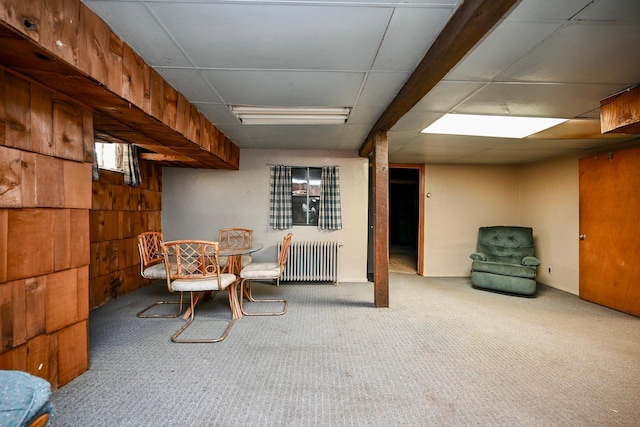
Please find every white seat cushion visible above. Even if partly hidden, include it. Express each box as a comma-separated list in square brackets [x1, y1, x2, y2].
[240, 262, 283, 280]
[142, 263, 167, 279]
[170, 273, 236, 292]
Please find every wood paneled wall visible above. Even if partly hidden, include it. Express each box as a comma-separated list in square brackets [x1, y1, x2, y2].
[0, 68, 92, 388]
[90, 162, 162, 309]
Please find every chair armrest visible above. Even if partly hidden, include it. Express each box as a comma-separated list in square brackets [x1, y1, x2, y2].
[522, 256, 541, 266]
[470, 252, 487, 261]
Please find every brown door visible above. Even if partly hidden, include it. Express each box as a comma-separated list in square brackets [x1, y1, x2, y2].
[579, 147, 640, 316]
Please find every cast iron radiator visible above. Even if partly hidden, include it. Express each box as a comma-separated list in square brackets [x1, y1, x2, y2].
[277, 241, 341, 283]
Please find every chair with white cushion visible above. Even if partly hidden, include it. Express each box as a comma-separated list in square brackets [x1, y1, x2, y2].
[162, 240, 239, 343]
[239, 233, 292, 316]
[136, 231, 184, 318]
[218, 227, 253, 272]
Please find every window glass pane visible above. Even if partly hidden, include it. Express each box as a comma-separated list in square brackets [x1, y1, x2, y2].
[95, 142, 124, 172]
[291, 167, 320, 226]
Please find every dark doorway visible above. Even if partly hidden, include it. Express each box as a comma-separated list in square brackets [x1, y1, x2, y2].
[389, 167, 420, 274]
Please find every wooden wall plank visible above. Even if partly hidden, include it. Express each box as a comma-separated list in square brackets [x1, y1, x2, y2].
[0, 210, 7, 283]
[56, 321, 88, 387]
[0, 0, 42, 42]
[71, 210, 90, 268]
[107, 32, 124, 97]
[53, 210, 71, 271]
[7, 209, 54, 281]
[25, 276, 46, 339]
[41, 0, 80, 66]
[122, 45, 148, 109]
[0, 67, 4, 144]
[46, 269, 78, 333]
[26, 334, 51, 382]
[4, 72, 31, 151]
[77, 266, 89, 321]
[63, 160, 92, 208]
[20, 151, 37, 208]
[31, 83, 54, 156]
[0, 146, 23, 207]
[53, 100, 84, 161]
[35, 154, 64, 207]
[78, 4, 110, 85]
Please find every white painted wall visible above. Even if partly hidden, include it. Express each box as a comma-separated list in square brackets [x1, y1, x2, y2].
[519, 155, 580, 294]
[162, 149, 369, 282]
[422, 164, 520, 276]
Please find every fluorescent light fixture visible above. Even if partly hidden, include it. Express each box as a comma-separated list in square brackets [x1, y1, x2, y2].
[230, 105, 350, 125]
[421, 113, 568, 138]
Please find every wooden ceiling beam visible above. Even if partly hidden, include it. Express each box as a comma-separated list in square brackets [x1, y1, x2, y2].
[600, 85, 640, 135]
[359, 0, 521, 157]
[0, 0, 239, 169]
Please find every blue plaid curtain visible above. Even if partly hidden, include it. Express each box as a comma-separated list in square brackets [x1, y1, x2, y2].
[123, 144, 141, 187]
[319, 166, 342, 230]
[269, 165, 293, 229]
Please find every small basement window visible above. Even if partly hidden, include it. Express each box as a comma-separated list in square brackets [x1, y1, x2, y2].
[292, 167, 321, 226]
[95, 142, 123, 172]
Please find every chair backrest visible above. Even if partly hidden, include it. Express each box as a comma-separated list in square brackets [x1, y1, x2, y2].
[162, 240, 223, 283]
[218, 228, 253, 250]
[477, 226, 535, 264]
[137, 231, 164, 268]
[277, 233, 293, 267]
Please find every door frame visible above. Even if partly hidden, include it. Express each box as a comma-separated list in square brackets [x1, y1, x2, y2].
[389, 163, 424, 275]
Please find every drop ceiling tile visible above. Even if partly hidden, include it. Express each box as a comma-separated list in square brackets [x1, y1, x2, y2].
[447, 21, 563, 81]
[83, 1, 192, 67]
[576, 0, 640, 23]
[505, 0, 594, 21]
[357, 72, 410, 107]
[500, 23, 640, 84]
[201, 70, 364, 106]
[409, 81, 487, 112]
[454, 82, 630, 118]
[493, 138, 631, 151]
[149, 2, 391, 70]
[411, 133, 509, 149]
[457, 149, 570, 164]
[191, 103, 239, 126]
[348, 106, 385, 125]
[390, 111, 441, 132]
[372, 7, 453, 72]
[155, 68, 223, 103]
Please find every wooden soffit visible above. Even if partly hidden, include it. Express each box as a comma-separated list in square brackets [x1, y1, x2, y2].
[600, 85, 640, 135]
[0, 0, 239, 169]
[359, 0, 521, 158]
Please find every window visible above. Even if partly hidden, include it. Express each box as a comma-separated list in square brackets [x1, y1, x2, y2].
[291, 167, 321, 226]
[95, 142, 123, 172]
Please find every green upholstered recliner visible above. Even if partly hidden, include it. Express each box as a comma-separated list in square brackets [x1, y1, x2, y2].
[470, 226, 540, 296]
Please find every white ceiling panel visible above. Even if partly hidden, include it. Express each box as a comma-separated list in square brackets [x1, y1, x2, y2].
[371, 7, 454, 72]
[408, 81, 487, 113]
[84, 1, 192, 67]
[201, 70, 365, 106]
[357, 72, 410, 106]
[446, 21, 563, 81]
[149, 3, 391, 70]
[454, 82, 629, 118]
[505, 0, 594, 21]
[575, 0, 640, 23]
[155, 68, 223, 103]
[500, 23, 640, 84]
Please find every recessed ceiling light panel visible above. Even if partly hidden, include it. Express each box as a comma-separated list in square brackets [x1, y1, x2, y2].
[421, 114, 568, 138]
